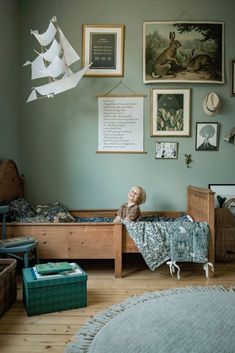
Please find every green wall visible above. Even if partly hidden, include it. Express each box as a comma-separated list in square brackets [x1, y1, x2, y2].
[0, 0, 21, 165]
[2, 0, 235, 210]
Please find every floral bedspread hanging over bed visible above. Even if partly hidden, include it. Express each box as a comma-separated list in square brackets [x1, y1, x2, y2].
[122, 220, 209, 271]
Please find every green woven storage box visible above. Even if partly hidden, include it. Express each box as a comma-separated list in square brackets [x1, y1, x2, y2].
[23, 264, 87, 316]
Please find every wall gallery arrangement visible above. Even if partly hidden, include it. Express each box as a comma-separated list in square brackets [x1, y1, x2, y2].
[23, 17, 235, 158]
[78, 20, 230, 160]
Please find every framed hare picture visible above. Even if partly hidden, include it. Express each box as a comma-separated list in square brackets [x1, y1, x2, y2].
[143, 21, 224, 84]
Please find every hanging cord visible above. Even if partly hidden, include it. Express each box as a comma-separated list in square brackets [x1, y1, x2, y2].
[176, 11, 196, 21]
[102, 80, 147, 97]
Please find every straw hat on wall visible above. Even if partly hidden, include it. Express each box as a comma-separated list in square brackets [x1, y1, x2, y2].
[203, 92, 221, 116]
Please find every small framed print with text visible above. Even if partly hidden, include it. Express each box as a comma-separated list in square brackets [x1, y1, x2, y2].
[82, 24, 125, 77]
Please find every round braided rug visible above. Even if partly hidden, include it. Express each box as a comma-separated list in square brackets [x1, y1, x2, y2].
[65, 286, 235, 353]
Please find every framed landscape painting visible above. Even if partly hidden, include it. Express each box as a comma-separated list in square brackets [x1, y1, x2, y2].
[143, 21, 224, 83]
[151, 88, 191, 136]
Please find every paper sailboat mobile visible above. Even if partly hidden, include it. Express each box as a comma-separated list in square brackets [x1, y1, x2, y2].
[23, 16, 89, 102]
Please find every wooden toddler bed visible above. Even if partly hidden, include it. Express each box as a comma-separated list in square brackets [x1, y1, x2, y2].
[0, 159, 215, 278]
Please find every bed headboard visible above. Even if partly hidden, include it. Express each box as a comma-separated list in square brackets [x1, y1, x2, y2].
[187, 185, 215, 265]
[0, 159, 23, 203]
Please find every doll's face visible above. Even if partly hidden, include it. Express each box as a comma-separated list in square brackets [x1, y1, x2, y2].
[128, 187, 142, 204]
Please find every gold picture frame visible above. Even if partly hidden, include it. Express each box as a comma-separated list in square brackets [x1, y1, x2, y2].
[231, 60, 235, 96]
[151, 88, 191, 137]
[82, 24, 125, 77]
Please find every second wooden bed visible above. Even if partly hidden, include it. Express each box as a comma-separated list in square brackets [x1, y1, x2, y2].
[0, 159, 215, 278]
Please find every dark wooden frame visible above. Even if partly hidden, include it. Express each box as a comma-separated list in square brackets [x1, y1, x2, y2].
[195, 122, 219, 151]
[231, 60, 235, 96]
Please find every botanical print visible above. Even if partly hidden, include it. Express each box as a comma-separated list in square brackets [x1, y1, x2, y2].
[143, 21, 224, 83]
[151, 88, 190, 137]
[157, 93, 184, 131]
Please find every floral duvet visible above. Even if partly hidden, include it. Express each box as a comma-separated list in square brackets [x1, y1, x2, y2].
[122, 220, 209, 271]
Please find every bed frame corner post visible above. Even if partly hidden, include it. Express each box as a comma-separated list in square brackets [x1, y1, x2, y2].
[187, 185, 216, 278]
[114, 224, 123, 278]
[208, 194, 215, 278]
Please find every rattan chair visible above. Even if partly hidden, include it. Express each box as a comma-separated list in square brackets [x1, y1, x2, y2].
[0, 206, 38, 267]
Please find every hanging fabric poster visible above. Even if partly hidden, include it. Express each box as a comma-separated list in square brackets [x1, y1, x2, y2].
[97, 96, 144, 153]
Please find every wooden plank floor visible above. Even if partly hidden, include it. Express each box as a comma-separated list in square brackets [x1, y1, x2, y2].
[1, 257, 235, 353]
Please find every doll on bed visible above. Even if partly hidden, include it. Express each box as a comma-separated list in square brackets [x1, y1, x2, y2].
[113, 186, 146, 223]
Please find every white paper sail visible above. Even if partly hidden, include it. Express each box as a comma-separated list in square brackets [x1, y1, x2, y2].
[31, 21, 57, 47]
[23, 55, 48, 80]
[24, 17, 89, 102]
[39, 55, 67, 78]
[58, 28, 80, 65]
[38, 38, 62, 62]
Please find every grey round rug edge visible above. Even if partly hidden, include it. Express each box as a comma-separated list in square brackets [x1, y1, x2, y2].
[65, 285, 235, 353]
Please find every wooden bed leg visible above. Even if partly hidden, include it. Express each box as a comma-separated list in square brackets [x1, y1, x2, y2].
[114, 224, 122, 278]
[208, 209, 215, 278]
